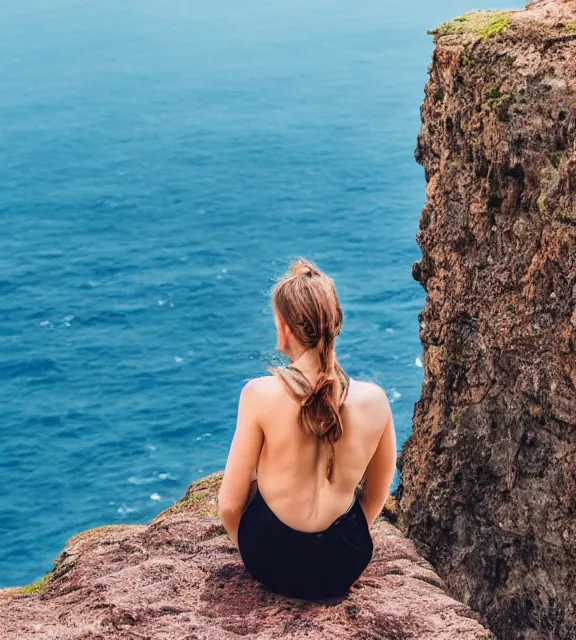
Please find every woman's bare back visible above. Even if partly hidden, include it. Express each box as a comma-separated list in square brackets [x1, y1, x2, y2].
[253, 374, 395, 532]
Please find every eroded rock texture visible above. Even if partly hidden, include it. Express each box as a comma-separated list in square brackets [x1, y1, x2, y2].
[0, 473, 493, 640]
[396, 2, 576, 640]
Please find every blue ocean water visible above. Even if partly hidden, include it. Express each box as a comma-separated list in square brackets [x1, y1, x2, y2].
[0, 0, 520, 587]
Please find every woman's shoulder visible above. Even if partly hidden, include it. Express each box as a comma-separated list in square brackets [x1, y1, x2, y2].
[349, 378, 386, 397]
[242, 371, 306, 408]
[241, 374, 284, 397]
[349, 379, 392, 411]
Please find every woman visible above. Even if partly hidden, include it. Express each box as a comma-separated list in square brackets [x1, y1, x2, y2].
[218, 257, 397, 600]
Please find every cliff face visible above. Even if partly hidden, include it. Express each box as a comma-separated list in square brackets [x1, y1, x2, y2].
[396, 2, 576, 640]
[0, 473, 494, 640]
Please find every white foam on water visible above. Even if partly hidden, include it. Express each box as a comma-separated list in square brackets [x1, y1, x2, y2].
[415, 356, 423, 367]
[117, 505, 137, 516]
[128, 476, 155, 485]
[57, 314, 74, 327]
[389, 388, 401, 403]
[150, 493, 161, 501]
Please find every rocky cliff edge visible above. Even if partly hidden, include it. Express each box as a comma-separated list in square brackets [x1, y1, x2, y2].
[396, 1, 576, 639]
[0, 473, 493, 640]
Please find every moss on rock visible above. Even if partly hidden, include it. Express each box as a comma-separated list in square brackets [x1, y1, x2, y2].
[21, 572, 53, 595]
[430, 11, 511, 40]
[152, 471, 223, 523]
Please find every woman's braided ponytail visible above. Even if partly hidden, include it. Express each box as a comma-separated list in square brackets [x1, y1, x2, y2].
[267, 258, 349, 483]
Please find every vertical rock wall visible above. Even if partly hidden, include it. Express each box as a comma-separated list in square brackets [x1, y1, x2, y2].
[396, 2, 576, 639]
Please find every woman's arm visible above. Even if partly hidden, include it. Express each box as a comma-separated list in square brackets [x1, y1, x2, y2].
[217, 378, 264, 547]
[359, 388, 397, 529]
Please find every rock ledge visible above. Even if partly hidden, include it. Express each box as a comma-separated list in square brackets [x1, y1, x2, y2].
[0, 473, 494, 640]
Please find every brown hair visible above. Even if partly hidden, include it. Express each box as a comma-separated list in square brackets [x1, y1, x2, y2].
[267, 257, 350, 483]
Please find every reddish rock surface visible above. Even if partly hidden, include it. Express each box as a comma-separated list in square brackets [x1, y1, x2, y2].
[0, 473, 493, 639]
[396, 1, 576, 639]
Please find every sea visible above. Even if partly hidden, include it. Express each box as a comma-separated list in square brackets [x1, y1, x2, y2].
[0, 0, 521, 587]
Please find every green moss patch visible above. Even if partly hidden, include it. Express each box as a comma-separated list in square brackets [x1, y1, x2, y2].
[486, 86, 501, 100]
[430, 11, 511, 40]
[21, 572, 53, 595]
[153, 471, 224, 523]
[478, 13, 511, 40]
[566, 23, 576, 32]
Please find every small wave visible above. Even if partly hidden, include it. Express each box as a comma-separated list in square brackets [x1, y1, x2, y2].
[128, 476, 156, 485]
[77, 310, 129, 327]
[129, 472, 176, 485]
[0, 358, 60, 379]
[0, 280, 20, 294]
[117, 505, 137, 517]
[60, 315, 74, 327]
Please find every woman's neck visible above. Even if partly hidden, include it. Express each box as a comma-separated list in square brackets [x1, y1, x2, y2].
[288, 346, 332, 375]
